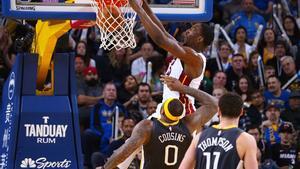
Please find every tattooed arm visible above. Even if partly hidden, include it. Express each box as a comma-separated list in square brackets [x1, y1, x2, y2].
[102, 119, 152, 169]
[161, 75, 218, 132]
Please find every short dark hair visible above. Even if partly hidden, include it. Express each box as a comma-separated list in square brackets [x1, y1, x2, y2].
[75, 55, 84, 61]
[201, 23, 214, 47]
[168, 99, 184, 117]
[264, 65, 275, 71]
[266, 75, 279, 84]
[246, 124, 261, 134]
[250, 89, 263, 98]
[219, 92, 243, 118]
[275, 39, 288, 49]
[104, 81, 116, 89]
[137, 82, 152, 93]
[122, 116, 136, 125]
[232, 53, 244, 59]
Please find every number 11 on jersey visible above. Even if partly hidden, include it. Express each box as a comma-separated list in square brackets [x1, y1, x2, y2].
[203, 152, 220, 169]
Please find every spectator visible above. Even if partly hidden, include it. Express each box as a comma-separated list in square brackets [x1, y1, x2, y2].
[266, 39, 289, 76]
[199, 75, 213, 95]
[248, 90, 267, 125]
[280, 91, 300, 131]
[258, 28, 276, 64]
[262, 102, 284, 145]
[233, 26, 253, 61]
[264, 75, 290, 112]
[146, 100, 158, 117]
[225, 53, 252, 91]
[77, 67, 103, 132]
[235, 75, 254, 102]
[0, 26, 14, 69]
[205, 87, 228, 126]
[75, 55, 87, 87]
[212, 87, 227, 100]
[252, 0, 273, 19]
[118, 75, 138, 104]
[248, 51, 260, 89]
[230, 0, 266, 42]
[264, 65, 276, 81]
[246, 125, 267, 162]
[0, 26, 15, 108]
[125, 83, 152, 122]
[222, 0, 243, 23]
[91, 117, 137, 168]
[206, 41, 232, 76]
[131, 31, 146, 54]
[286, 0, 298, 17]
[148, 54, 165, 95]
[280, 56, 299, 92]
[212, 4, 227, 25]
[239, 90, 264, 130]
[75, 40, 96, 67]
[282, 15, 300, 47]
[82, 82, 127, 168]
[97, 48, 131, 85]
[127, 31, 147, 63]
[212, 71, 228, 90]
[269, 122, 298, 168]
[131, 42, 155, 82]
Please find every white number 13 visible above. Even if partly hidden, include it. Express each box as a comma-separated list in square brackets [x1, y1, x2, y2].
[203, 152, 220, 169]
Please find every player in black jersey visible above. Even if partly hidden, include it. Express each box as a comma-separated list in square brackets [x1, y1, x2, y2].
[100, 76, 218, 169]
[179, 92, 258, 169]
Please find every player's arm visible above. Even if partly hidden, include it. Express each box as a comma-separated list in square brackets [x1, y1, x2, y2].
[102, 120, 152, 169]
[129, 0, 201, 67]
[141, 0, 175, 40]
[161, 75, 218, 131]
[237, 133, 258, 169]
[178, 132, 201, 169]
[187, 91, 218, 131]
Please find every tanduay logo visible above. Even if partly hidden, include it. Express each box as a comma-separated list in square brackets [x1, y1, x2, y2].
[24, 116, 68, 144]
[20, 157, 71, 169]
[8, 72, 15, 100]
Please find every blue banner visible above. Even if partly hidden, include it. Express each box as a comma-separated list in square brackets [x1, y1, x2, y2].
[0, 53, 82, 169]
[0, 55, 22, 169]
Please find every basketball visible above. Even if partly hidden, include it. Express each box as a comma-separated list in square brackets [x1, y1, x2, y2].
[97, 5, 125, 32]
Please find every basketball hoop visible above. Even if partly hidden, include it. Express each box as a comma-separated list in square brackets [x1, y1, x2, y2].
[91, 0, 137, 50]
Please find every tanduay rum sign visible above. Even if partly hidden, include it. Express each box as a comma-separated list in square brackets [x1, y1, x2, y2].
[0, 53, 83, 169]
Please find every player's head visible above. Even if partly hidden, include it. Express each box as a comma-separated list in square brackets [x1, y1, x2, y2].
[161, 98, 184, 122]
[218, 92, 244, 119]
[184, 23, 214, 51]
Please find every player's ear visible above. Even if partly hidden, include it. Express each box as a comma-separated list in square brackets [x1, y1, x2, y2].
[197, 36, 204, 44]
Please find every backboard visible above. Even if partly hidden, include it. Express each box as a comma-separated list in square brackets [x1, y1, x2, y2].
[3, 0, 213, 22]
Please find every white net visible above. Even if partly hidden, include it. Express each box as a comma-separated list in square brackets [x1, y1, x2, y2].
[91, 0, 137, 50]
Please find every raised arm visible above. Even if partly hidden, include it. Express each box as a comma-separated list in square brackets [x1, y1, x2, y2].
[129, 0, 201, 67]
[161, 75, 218, 132]
[141, 0, 175, 40]
[102, 120, 152, 169]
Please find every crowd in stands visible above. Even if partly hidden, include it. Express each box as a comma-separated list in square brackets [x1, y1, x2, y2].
[0, 0, 300, 168]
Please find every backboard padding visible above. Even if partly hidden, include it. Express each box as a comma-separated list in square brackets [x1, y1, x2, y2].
[3, 0, 213, 22]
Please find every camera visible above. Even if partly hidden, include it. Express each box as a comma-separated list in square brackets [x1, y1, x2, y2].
[14, 24, 34, 53]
